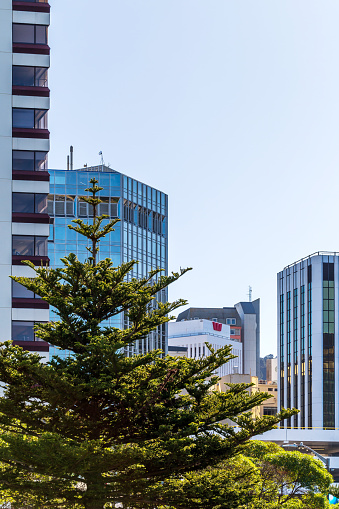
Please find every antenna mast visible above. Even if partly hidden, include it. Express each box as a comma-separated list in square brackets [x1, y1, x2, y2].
[99, 151, 104, 171]
[248, 286, 252, 302]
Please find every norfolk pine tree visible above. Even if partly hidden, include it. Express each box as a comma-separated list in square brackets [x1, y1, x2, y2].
[0, 179, 295, 509]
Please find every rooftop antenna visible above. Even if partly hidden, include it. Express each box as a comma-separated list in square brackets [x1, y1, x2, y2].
[248, 286, 252, 302]
[67, 155, 70, 171]
[99, 151, 104, 171]
[70, 145, 74, 171]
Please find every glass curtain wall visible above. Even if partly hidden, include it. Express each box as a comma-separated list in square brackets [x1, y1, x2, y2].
[48, 169, 168, 359]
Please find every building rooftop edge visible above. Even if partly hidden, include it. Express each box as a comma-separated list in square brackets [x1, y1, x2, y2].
[282, 251, 339, 271]
[49, 166, 168, 196]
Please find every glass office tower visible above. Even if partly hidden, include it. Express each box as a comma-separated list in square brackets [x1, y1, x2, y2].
[48, 165, 168, 357]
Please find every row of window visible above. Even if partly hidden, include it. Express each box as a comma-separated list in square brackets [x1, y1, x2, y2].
[12, 193, 47, 214]
[123, 199, 166, 236]
[12, 281, 41, 300]
[12, 321, 44, 342]
[47, 195, 119, 218]
[12, 236, 47, 257]
[13, 150, 48, 172]
[13, 66, 48, 88]
[13, 24, 48, 45]
[13, 108, 48, 130]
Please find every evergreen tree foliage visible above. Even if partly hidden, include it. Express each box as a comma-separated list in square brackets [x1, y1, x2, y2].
[0, 179, 295, 509]
[146, 441, 333, 509]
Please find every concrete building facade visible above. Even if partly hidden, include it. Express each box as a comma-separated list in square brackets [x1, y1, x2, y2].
[0, 0, 51, 359]
[176, 300, 260, 376]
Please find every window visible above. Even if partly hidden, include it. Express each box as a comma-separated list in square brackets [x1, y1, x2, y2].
[230, 329, 239, 335]
[263, 407, 277, 416]
[12, 280, 41, 299]
[13, 151, 47, 172]
[212, 318, 218, 322]
[231, 318, 236, 325]
[12, 321, 44, 342]
[13, 24, 48, 45]
[13, 66, 48, 87]
[79, 196, 119, 218]
[12, 193, 47, 214]
[13, 108, 48, 129]
[226, 319, 231, 325]
[12, 236, 47, 257]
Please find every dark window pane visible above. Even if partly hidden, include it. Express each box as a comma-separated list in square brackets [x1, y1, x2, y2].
[12, 151, 34, 171]
[12, 281, 34, 299]
[35, 194, 47, 214]
[12, 321, 34, 341]
[13, 66, 34, 86]
[35, 152, 48, 171]
[13, 24, 35, 44]
[35, 67, 48, 87]
[35, 237, 47, 256]
[35, 25, 47, 44]
[12, 193, 34, 213]
[12, 236, 35, 256]
[13, 108, 34, 128]
[35, 109, 47, 129]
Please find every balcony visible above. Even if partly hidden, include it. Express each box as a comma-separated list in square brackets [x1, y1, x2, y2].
[12, 85, 50, 97]
[13, 1, 50, 13]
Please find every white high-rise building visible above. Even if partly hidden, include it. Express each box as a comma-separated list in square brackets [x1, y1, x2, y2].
[0, 0, 50, 359]
[278, 252, 338, 430]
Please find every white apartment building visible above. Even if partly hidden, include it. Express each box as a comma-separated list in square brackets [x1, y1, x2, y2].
[168, 319, 243, 377]
[0, 0, 50, 359]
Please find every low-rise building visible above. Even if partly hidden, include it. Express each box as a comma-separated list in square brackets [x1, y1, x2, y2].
[168, 319, 242, 377]
[176, 300, 260, 376]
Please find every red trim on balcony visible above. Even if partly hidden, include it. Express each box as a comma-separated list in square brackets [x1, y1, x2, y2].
[12, 340, 49, 352]
[12, 255, 49, 266]
[12, 170, 50, 182]
[12, 298, 49, 309]
[13, 2, 50, 13]
[13, 43, 50, 55]
[12, 212, 50, 224]
[12, 86, 50, 97]
[12, 128, 50, 139]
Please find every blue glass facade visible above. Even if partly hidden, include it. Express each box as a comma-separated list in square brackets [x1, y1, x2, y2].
[48, 167, 168, 357]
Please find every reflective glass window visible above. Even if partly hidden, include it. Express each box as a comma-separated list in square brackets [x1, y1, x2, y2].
[35, 67, 48, 86]
[36, 237, 47, 256]
[35, 194, 47, 213]
[13, 24, 35, 44]
[35, 109, 47, 129]
[13, 24, 48, 45]
[13, 66, 34, 86]
[36, 152, 48, 171]
[13, 108, 34, 128]
[12, 236, 47, 256]
[12, 236, 34, 256]
[12, 280, 34, 299]
[12, 193, 34, 213]
[35, 25, 47, 44]
[12, 151, 34, 171]
[12, 321, 34, 342]
[13, 66, 48, 87]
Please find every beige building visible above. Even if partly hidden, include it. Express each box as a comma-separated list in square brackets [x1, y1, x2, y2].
[214, 374, 277, 419]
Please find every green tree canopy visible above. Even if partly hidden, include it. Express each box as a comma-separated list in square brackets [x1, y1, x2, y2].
[0, 179, 295, 509]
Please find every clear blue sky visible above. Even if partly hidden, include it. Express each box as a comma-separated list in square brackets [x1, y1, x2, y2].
[48, 1, 339, 356]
